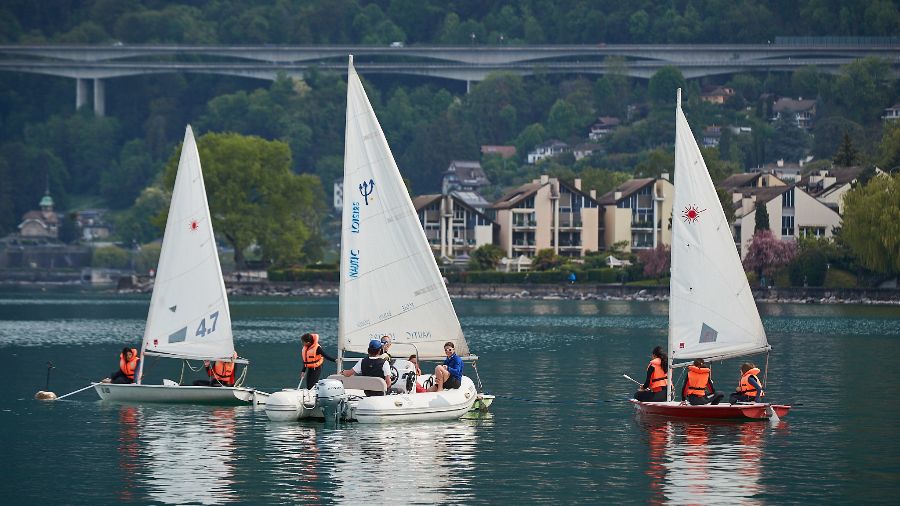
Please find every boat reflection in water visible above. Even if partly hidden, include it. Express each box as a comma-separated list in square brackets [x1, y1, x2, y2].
[641, 418, 778, 504]
[264, 418, 488, 503]
[116, 405, 239, 504]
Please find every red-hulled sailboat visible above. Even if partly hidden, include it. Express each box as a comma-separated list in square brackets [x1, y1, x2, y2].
[630, 90, 791, 421]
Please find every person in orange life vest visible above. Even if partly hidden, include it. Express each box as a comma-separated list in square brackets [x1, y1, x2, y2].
[108, 347, 140, 384]
[729, 362, 764, 404]
[193, 352, 238, 387]
[634, 346, 669, 402]
[680, 358, 725, 405]
[300, 332, 336, 389]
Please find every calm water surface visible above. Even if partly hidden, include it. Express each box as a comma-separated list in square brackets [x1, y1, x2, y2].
[1, 289, 899, 504]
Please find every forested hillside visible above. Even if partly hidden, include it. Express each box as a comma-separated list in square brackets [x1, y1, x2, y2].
[2, 1, 899, 266]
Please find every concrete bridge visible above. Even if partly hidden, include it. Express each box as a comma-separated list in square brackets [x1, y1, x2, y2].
[1, 44, 897, 115]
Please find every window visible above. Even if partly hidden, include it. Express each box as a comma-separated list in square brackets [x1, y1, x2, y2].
[800, 226, 825, 238]
[781, 215, 795, 236]
[782, 188, 794, 209]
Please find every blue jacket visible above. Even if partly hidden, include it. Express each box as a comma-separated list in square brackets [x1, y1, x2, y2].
[443, 353, 463, 380]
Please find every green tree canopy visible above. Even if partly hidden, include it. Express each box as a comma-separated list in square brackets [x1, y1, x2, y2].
[162, 132, 324, 267]
[468, 244, 505, 271]
[755, 201, 770, 231]
[648, 66, 686, 105]
[842, 173, 900, 275]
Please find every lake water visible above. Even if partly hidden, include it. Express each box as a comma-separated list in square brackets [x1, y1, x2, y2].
[1, 289, 899, 504]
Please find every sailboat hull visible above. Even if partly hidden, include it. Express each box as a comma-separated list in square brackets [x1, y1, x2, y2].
[93, 383, 269, 406]
[630, 400, 791, 420]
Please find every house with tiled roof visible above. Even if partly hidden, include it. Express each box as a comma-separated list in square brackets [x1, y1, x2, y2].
[413, 192, 497, 260]
[883, 103, 900, 121]
[597, 176, 674, 252]
[700, 86, 735, 105]
[722, 173, 841, 258]
[441, 160, 491, 195]
[797, 166, 868, 214]
[772, 97, 817, 129]
[491, 175, 600, 258]
[18, 191, 61, 239]
[527, 140, 569, 164]
[588, 116, 621, 140]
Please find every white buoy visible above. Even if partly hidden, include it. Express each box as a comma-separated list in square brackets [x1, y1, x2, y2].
[35, 391, 58, 400]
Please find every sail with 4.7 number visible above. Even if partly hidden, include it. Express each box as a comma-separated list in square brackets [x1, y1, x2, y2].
[630, 90, 789, 420]
[93, 125, 267, 405]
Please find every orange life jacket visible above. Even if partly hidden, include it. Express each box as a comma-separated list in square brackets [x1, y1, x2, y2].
[649, 357, 668, 392]
[686, 365, 711, 395]
[302, 333, 324, 369]
[210, 360, 235, 385]
[119, 348, 138, 380]
[737, 367, 762, 399]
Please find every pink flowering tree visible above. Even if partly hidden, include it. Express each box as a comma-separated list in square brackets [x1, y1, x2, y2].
[742, 229, 798, 286]
[638, 244, 670, 283]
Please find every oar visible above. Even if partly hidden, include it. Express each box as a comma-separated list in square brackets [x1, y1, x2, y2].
[622, 374, 643, 387]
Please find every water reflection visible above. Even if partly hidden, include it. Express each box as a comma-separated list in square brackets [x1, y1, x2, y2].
[263, 420, 484, 503]
[639, 418, 772, 505]
[122, 406, 239, 504]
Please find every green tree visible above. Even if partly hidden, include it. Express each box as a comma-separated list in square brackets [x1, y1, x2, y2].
[648, 66, 686, 105]
[833, 132, 858, 167]
[755, 202, 770, 231]
[812, 116, 865, 161]
[92, 245, 131, 269]
[532, 248, 561, 271]
[842, 173, 900, 274]
[717, 187, 736, 227]
[468, 244, 504, 271]
[766, 115, 810, 163]
[514, 123, 546, 163]
[114, 186, 169, 244]
[877, 121, 900, 170]
[58, 212, 81, 244]
[162, 132, 324, 267]
[547, 99, 579, 140]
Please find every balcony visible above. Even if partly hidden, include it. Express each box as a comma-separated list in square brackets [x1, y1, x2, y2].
[631, 220, 655, 230]
[558, 214, 582, 229]
[512, 220, 537, 229]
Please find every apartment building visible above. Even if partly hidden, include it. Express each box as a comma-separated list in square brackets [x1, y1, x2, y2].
[796, 166, 867, 215]
[597, 177, 674, 252]
[491, 175, 600, 258]
[413, 192, 497, 260]
[722, 173, 842, 258]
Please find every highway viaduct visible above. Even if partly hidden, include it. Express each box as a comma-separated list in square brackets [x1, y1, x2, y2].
[1, 44, 897, 115]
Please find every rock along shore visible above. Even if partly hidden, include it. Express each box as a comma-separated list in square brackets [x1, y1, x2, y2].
[221, 282, 900, 306]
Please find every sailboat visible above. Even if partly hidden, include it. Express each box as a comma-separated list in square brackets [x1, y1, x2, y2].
[266, 57, 491, 423]
[630, 90, 790, 420]
[93, 126, 268, 405]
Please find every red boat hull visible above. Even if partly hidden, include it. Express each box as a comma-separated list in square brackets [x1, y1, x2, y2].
[630, 400, 791, 420]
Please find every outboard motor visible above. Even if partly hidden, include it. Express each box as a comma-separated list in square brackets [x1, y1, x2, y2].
[315, 378, 348, 422]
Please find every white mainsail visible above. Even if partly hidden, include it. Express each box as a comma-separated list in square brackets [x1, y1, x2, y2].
[338, 57, 469, 361]
[668, 90, 769, 363]
[141, 125, 236, 366]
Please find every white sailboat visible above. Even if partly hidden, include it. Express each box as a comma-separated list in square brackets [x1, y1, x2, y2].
[266, 57, 491, 423]
[630, 90, 790, 420]
[94, 126, 268, 405]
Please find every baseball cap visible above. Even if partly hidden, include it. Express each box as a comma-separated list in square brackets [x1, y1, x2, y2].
[368, 339, 383, 350]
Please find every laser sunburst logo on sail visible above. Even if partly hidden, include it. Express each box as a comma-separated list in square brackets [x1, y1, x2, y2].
[681, 204, 706, 224]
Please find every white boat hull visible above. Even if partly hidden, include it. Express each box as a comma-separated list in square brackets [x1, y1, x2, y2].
[265, 388, 323, 421]
[349, 376, 478, 423]
[93, 382, 269, 406]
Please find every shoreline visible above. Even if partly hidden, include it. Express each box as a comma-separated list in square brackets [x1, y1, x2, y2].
[174, 281, 900, 305]
[2, 280, 899, 305]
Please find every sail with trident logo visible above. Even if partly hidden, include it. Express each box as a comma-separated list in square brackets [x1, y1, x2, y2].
[668, 89, 769, 364]
[338, 56, 469, 361]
